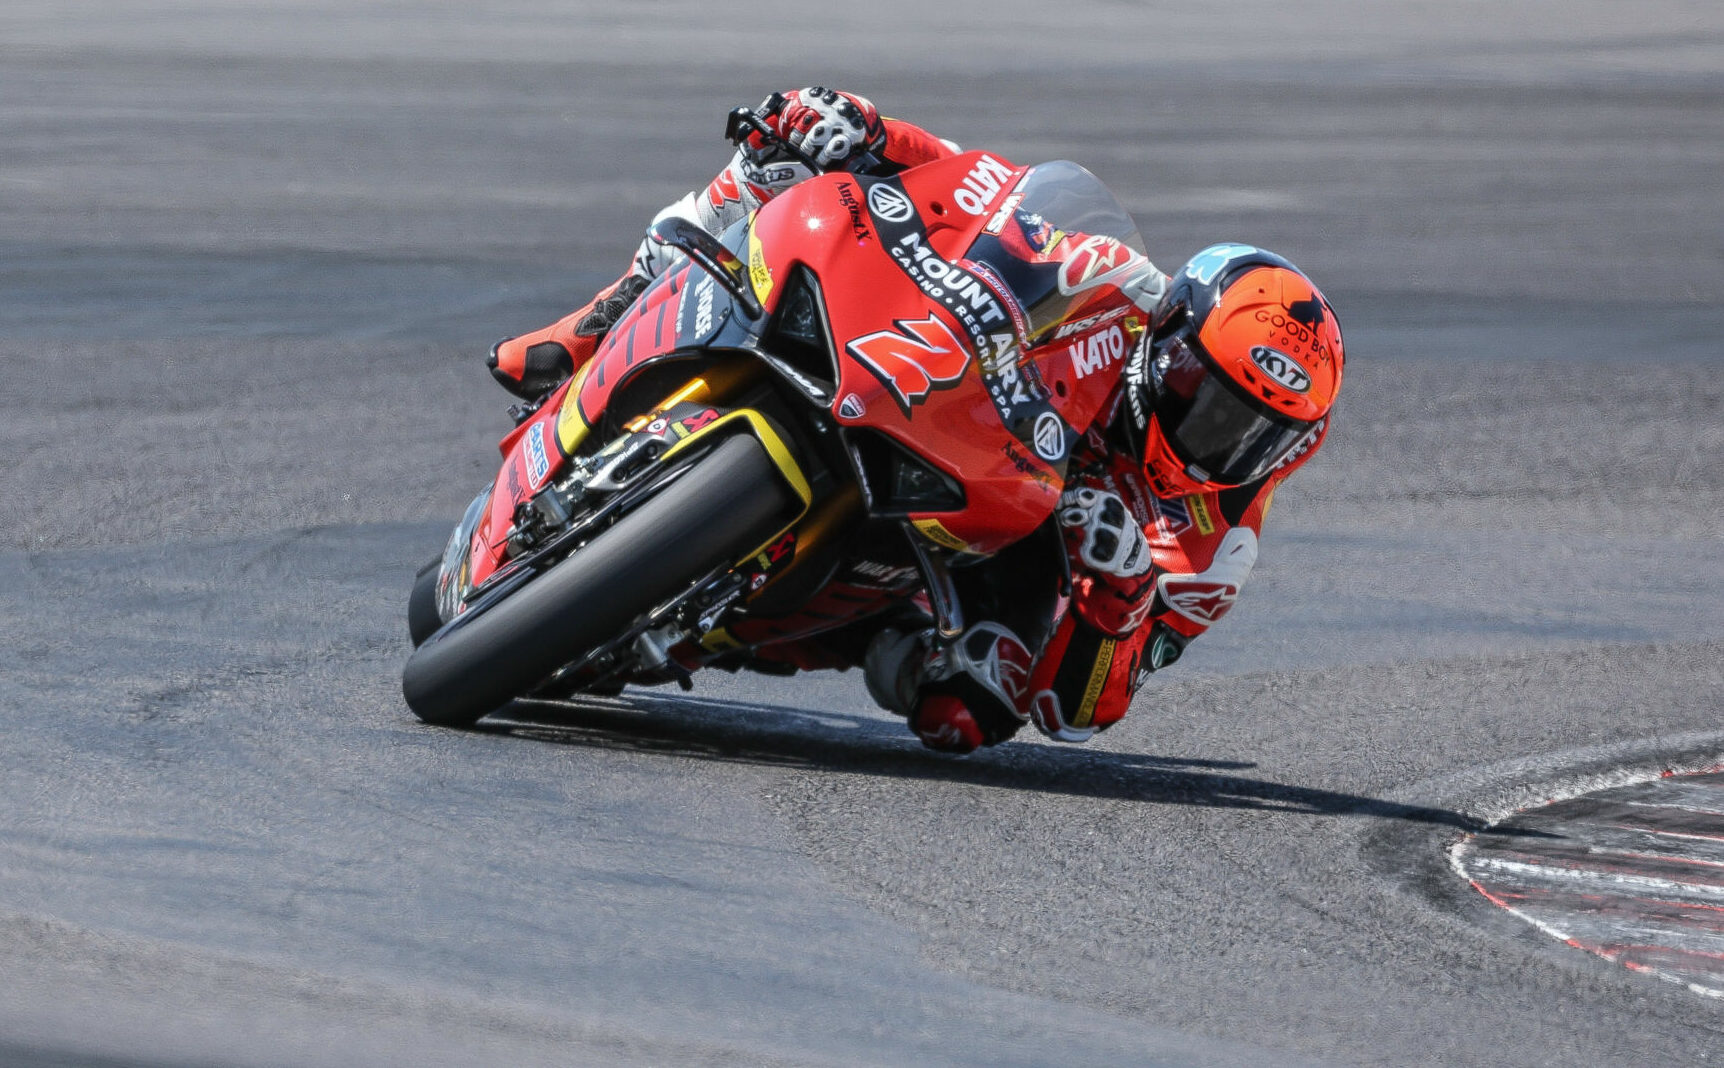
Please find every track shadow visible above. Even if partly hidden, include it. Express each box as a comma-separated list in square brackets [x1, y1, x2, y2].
[472, 691, 1520, 835]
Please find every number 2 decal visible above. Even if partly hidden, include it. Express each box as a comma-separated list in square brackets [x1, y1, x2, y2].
[845, 315, 971, 417]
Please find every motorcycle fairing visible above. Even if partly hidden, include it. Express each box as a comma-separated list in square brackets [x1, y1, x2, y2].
[460, 393, 813, 597]
[745, 153, 1069, 556]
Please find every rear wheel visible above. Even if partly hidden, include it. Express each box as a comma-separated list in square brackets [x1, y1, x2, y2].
[401, 434, 795, 727]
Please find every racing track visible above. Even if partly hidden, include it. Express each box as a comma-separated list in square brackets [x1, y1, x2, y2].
[2, 3, 1723, 1064]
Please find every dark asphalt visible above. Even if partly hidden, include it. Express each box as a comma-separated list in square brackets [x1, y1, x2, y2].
[3, 3, 1722, 1064]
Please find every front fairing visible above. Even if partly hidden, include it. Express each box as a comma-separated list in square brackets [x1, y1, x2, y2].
[746, 154, 1146, 554]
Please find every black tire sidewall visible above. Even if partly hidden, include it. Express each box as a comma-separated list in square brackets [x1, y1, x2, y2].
[401, 434, 793, 726]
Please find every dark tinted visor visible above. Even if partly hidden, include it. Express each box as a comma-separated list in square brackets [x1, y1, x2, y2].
[1153, 334, 1317, 485]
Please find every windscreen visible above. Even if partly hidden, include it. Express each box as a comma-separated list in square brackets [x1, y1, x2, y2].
[960, 160, 1148, 344]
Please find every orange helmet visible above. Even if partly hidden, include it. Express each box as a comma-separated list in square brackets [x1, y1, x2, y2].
[1121, 244, 1344, 496]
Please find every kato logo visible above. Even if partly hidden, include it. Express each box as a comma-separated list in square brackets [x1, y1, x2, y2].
[953, 155, 1017, 215]
[1066, 324, 1129, 379]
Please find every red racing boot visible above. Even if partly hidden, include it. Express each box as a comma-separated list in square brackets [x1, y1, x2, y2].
[910, 694, 987, 753]
[487, 273, 648, 400]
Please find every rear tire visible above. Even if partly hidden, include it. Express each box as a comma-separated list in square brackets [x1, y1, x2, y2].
[401, 434, 795, 727]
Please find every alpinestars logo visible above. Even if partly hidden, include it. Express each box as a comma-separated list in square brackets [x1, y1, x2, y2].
[1155, 527, 1259, 627]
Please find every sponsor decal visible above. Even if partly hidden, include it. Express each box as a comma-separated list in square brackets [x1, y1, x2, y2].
[524, 422, 551, 485]
[845, 316, 971, 417]
[1151, 494, 1191, 537]
[1123, 328, 1152, 430]
[1057, 234, 1137, 295]
[1147, 624, 1185, 671]
[669, 408, 720, 439]
[747, 226, 773, 304]
[1073, 638, 1117, 729]
[1159, 580, 1236, 624]
[1052, 305, 1129, 340]
[1254, 307, 1335, 364]
[1001, 439, 1057, 490]
[835, 183, 871, 242]
[740, 158, 802, 188]
[849, 559, 918, 585]
[1186, 493, 1216, 536]
[1270, 418, 1325, 473]
[867, 182, 914, 223]
[912, 517, 973, 553]
[1183, 243, 1259, 286]
[1155, 527, 1257, 626]
[752, 530, 796, 574]
[983, 191, 1024, 235]
[1066, 324, 1129, 380]
[688, 271, 717, 338]
[1032, 410, 1065, 462]
[838, 393, 866, 419]
[953, 155, 1017, 215]
[1250, 345, 1311, 392]
[868, 179, 1068, 473]
[962, 256, 1029, 344]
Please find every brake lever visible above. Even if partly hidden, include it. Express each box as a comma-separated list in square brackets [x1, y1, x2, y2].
[723, 105, 828, 175]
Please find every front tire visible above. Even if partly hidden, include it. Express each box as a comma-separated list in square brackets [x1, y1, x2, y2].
[401, 434, 795, 727]
[407, 556, 442, 648]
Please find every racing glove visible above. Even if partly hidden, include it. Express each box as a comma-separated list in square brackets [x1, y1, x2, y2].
[760, 87, 886, 170]
[1058, 487, 1152, 579]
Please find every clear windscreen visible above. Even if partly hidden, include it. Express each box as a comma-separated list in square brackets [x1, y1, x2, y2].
[960, 160, 1148, 343]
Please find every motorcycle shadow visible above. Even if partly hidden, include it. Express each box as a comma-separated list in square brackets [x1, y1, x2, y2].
[476, 691, 1516, 836]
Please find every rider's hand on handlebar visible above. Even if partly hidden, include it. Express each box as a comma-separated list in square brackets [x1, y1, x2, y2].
[1058, 487, 1153, 579]
[761, 87, 884, 170]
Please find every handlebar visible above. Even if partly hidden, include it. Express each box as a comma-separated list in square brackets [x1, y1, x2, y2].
[722, 103, 882, 177]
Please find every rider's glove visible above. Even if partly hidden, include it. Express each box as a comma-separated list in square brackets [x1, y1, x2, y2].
[762, 87, 885, 170]
[1058, 487, 1152, 579]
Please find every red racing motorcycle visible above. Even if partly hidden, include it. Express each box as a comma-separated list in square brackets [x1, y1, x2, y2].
[402, 110, 1152, 727]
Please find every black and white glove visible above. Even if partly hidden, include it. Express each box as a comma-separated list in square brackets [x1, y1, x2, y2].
[763, 87, 885, 170]
[1058, 487, 1152, 578]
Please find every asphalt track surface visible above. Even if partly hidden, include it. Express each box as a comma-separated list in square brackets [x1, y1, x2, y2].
[3, 2, 1723, 1064]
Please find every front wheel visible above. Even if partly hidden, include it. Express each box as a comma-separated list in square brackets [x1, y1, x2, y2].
[401, 433, 795, 727]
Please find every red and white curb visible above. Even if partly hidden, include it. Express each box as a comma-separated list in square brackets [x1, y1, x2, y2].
[1451, 770, 1724, 999]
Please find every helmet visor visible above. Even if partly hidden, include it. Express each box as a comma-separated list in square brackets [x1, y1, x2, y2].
[1153, 334, 1317, 485]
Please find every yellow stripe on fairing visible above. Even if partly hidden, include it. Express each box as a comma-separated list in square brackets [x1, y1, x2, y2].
[554, 360, 596, 455]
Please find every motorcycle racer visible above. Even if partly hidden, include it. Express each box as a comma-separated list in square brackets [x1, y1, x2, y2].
[488, 88, 1345, 754]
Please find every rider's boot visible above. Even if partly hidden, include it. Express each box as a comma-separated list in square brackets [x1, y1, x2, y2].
[864, 622, 1034, 754]
[487, 272, 650, 401]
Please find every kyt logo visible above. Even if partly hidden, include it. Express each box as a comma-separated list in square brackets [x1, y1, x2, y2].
[1249, 346, 1311, 393]
[845, 315, 972, 416]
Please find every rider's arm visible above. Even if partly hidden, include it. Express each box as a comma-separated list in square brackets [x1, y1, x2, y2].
[1024, 466, 1284, 742]
[633, 90, 958, 277]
